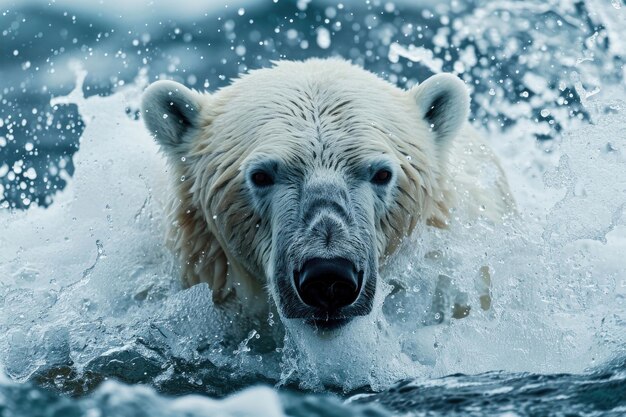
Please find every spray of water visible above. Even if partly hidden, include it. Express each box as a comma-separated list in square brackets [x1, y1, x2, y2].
[0, 63, 624, 394]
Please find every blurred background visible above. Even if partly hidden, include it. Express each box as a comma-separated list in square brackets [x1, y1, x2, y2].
[0, 0, 624, 209]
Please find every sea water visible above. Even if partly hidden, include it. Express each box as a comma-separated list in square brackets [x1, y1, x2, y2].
[0, 1, 625, 416]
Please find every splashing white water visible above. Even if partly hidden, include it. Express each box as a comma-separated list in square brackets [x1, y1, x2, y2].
[0, 66, 624, 393]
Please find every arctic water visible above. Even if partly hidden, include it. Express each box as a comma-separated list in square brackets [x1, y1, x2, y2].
[0, 0, 625, 416]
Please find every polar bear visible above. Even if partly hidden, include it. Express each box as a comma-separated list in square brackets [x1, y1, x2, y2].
[141, 58, 514, 330]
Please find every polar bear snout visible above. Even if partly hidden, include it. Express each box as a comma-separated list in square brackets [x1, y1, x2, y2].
[295, 257, 362, 312]
[271, 175, 378, 329]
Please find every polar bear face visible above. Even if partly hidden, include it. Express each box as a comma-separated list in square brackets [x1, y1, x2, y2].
[141, 59, 469, 329]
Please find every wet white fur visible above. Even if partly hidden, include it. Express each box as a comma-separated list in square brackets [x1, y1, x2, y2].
[141, 58, 514, 319]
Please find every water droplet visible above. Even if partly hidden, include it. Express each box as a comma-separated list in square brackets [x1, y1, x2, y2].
[180, 175, 185, 181]
[162, 114, 168, 119]
[540, 109, 550, 117]
[316, 27, 331, 49]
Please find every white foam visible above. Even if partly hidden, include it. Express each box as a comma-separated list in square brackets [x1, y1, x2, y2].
[0, 67, 179, 380]
[82, 382, 284, 417]
[0, 64, 624, 392]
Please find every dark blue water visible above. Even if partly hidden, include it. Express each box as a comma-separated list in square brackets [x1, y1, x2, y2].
[3, 0, 618, 209]
[1, 358, 624, 416]
[1, 1, 625, 416]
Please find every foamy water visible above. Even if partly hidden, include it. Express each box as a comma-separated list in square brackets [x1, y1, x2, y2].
[0, 0, 625, 415]
[0, 64, 624, 398]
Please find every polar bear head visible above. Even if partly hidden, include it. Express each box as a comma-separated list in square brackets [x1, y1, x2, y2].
[141, 58, 469, 329]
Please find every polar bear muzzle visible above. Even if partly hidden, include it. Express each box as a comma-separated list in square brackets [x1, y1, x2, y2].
[294, 257, 364, 329]
[295, 257, 361, 312]
[268, 169, 379, 330]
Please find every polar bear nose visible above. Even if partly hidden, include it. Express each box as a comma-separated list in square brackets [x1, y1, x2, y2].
[296, 258, 361, 311]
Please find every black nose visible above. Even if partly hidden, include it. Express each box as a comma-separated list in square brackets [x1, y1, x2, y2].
[296, 258, 361, 311]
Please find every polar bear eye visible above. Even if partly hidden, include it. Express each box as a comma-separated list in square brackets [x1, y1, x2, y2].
[371, 169, 392, 185]
[251, 170, 274, 187]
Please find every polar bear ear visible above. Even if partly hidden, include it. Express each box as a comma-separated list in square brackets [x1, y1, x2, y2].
[141, 80, 203, 154]
[411, 73, 470, 146]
